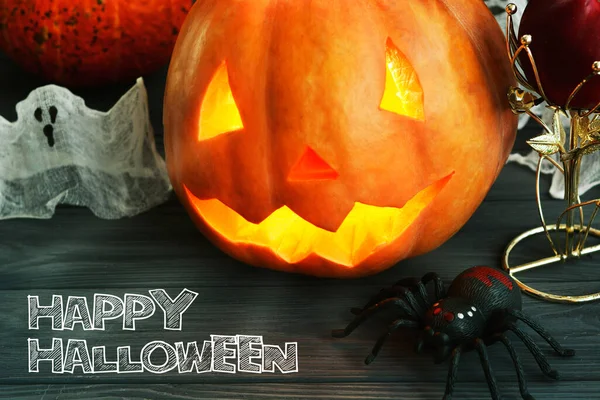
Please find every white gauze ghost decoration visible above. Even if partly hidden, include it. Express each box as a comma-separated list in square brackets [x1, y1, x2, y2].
[0, 78, 172, 219]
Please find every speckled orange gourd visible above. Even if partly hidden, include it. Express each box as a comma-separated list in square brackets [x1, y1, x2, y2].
[0, 0, 194, 86]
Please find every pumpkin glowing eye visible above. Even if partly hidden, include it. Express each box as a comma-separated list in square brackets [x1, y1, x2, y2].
[379, 38, 425, 121]
[198, 60, 244, 141]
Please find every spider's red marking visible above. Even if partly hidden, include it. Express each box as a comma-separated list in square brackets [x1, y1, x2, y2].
[463, 266, 513, 290]
[443, 312, 455, 322]
[433, 308, 442, 315]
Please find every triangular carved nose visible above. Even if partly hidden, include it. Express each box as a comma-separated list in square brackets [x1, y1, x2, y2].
[288, 147, 338, 181]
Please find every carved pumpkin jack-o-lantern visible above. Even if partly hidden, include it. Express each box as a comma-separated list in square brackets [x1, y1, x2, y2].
[163, 0, 517, 278]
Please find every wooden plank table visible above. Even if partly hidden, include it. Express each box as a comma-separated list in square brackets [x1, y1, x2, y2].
[1, 50, 599, 399]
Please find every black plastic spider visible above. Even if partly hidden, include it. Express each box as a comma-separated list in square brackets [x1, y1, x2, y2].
[332, 265, 575, 400]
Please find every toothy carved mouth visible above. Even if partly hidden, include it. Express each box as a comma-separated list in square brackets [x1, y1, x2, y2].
[184, 172, 453, 267]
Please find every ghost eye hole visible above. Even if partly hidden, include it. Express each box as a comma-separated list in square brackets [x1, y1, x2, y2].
[198, 60, 244, 141]
[379, 37, 425, 121]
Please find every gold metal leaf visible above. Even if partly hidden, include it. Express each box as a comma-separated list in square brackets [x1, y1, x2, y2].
[507, 86, 537, 114]
[589, 117, 600, 134]
[552, 109, 566, 146]
[573, 114, 591, 144]
[580, 141, 600, 156]
[562, 140, 600, 161]
[526, 134, 561, 155]
[573, 114, 600, 146]
[527, 109, 565, 155]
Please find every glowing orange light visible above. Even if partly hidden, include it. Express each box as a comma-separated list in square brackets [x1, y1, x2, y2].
[184, 172, 453, 267]
[288, 147, 339, 181]
[379, 37, 425, 120]
[198, 60, 244, 141]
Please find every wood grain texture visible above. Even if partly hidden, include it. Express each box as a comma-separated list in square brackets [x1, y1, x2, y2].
[1, 382, 599, 400]
[1, 51, 599, 399]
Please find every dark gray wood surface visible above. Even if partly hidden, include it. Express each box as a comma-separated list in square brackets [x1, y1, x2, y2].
[1, 50, 599, 400]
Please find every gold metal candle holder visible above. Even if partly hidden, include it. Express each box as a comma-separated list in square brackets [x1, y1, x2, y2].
[502, 4, 600, 303]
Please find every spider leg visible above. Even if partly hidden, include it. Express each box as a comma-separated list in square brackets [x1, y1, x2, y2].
[494, 333, 535, 400]
[350, 287, 403, 315]
[395, 286, 426, 316]
[474, 338, 502, 400]
[442, 346, 462, 400]
[508, 324, 560, 380]
[352, 285, 424, 317]
[352, 272, 442, 316]
[421, 272, 446, 299]
[508, 309, 575, 357]
[332, 298, 416, 338]
[364, 318, 419, 365]
[394, 277, 430, 310]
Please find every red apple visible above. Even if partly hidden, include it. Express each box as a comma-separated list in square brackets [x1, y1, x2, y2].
[518, 0, 600, 109]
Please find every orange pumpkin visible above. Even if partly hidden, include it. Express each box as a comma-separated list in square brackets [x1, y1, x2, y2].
[0, 0, 194, 87]
[163, 0, 517, 278]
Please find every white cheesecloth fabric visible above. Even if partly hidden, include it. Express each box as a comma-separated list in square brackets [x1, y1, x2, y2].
[0, 78, 172, 219]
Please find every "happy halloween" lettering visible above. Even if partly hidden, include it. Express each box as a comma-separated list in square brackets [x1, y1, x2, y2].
[28, 289, 197, 331]
[27, 289, 298, 374]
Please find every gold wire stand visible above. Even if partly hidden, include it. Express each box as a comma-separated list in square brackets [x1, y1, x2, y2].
[502, 4, 600, 303]
[503, 224, 600, 303]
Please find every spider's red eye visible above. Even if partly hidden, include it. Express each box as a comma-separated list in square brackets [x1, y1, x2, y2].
[443, 312, 455, 322]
